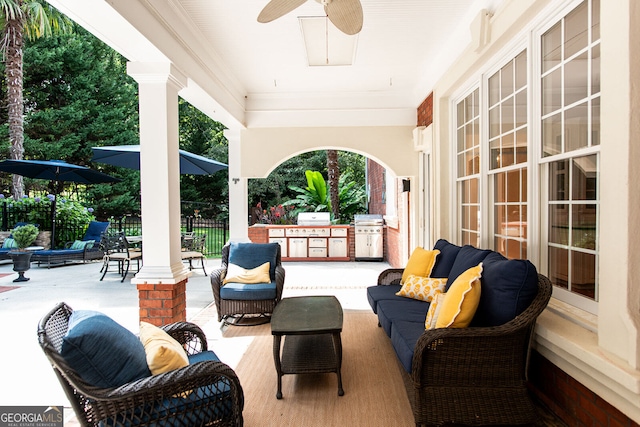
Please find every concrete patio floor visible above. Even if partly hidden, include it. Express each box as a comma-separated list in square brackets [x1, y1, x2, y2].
[0, 257, 390, 417]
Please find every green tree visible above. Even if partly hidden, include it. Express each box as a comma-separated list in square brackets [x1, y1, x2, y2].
[0, 0, 73, 199]
[178, 98, 229, 218]
[19, 26, 141, 218]
[283, 169, 366, 224]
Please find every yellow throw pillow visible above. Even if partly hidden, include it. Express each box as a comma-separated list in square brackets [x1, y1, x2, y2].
[435, 263, 483, 329]
[139, 321, 189, 375]
[425, 292, 446, 329]
[223, 262, 271, 284]
[396, 275, 447, 302]
[401, 247, 440, 284]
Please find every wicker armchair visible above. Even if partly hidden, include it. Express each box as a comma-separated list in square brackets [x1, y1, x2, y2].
[377, 270, 552, 427]
[37, 302, 244, 427]
[211, 242, 285, 326]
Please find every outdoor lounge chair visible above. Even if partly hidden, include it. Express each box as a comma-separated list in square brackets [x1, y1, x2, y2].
[31, 221, 109, 268]
[37, 302, 244, 427]
[210, 242, 285, 326]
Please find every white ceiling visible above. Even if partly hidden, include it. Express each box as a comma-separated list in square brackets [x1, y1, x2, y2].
[47, 0, 505, 128]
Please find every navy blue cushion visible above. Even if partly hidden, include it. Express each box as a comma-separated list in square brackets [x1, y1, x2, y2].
[220, 281, 277, 300]
[471, 252, 539, 327]
[430, 239, 462, 278]
[34, 249, 84, 256]
[188, 350, 220, 364]
[376, 299, 430, 337]
[446, 245, 492, 290]
[228, 242, 279, 280]
[390, 320, 425, 373]
[61, 310, 151, 388]
[366, 285, 402, 313]
[84, 221, 110, 242]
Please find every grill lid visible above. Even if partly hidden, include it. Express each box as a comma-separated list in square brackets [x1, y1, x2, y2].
[297, 212, 331, 226]
[354, 214, 384, 225]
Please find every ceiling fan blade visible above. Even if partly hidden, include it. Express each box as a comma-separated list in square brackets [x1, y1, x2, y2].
[258, 0, 308, 23]
[325, 0, 363, 35]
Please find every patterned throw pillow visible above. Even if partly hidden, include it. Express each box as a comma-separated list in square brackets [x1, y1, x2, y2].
[2, 238, 18, 249]
[71, 240, 95, 250]
[396, 275, 447, 302]
[425, 292, 446, 329]
[435, 263, 483, 329]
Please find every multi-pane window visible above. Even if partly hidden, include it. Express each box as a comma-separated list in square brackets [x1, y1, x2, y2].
[488, 51, 528, 259]
[456, 89, 480, 246]
[452, 0, 600, 309]
[541, 0, 600, 303]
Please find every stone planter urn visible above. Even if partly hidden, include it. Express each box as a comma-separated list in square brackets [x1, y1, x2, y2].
[8, 224, 40, 282]
[8, 251, 33, 282]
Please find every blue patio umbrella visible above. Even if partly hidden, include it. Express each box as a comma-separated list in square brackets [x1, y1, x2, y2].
[91, 145, 228, 175]
[0, 159, 120, 248]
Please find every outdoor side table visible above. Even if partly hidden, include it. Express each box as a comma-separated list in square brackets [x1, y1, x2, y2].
[271, 295, 344, 399]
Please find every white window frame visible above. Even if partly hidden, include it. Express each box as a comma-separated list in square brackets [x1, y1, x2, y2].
[450, 0, 599, 313]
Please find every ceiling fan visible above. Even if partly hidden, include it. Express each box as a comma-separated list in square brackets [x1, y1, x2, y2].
[257, 0, 363, 35]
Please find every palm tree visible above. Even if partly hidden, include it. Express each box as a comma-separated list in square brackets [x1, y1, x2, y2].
[0, 0, 73, 198]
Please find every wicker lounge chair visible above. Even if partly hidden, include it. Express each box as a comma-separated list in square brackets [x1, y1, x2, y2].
[211, 242, 285, 326]
[38, 302, 244, 427]
[31, 221, 109, 267]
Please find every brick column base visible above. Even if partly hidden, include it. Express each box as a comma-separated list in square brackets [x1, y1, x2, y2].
[137, 279, 187, 326]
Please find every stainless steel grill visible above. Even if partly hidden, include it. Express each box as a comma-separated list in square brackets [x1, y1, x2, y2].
[297, 212, 331, 226]
[354, 214, 384, 261]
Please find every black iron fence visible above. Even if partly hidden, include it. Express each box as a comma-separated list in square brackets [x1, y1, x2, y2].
[110, 215, 227, 257]
[1, 203, 228, 256]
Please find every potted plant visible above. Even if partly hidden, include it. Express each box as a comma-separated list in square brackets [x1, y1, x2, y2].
[8, 224, 40, 282]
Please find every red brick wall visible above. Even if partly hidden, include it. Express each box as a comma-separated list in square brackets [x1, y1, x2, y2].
[417, 93, 433, 127]
[367, 158, 386, 215]
[529, 350, 639, 427]
[137, 279, 187, 326]
[248, 225, 269, 243]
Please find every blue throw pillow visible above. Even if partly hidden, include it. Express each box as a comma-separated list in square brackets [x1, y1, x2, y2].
[228, 242, 279, 280]
[446, 245, 492, 290]
[61, 310, 151, 388]
[471, 251, 539, 327]
[430, 239, 462, 278]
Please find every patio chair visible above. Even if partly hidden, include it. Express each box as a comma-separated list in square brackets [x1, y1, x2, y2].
[31, 221, 109, 268]
[99, 231, 142, 282]
[37, 302, 244, 427]
[211, 242, 285, 326]
[182, 233, 207, 275]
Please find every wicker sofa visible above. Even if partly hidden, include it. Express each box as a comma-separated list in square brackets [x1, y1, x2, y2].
[38, 302, 244, 427]
[367, 239, 552, 427]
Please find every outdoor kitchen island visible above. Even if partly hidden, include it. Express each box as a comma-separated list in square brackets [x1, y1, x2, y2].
[248, 212, 386, 262]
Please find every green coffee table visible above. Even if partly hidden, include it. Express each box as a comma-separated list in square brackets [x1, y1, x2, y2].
[271, 295, 344, 399]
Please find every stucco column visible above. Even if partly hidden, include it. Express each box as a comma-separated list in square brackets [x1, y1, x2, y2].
[127, 62, 190, 325]
[225, 128, 249, 242]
